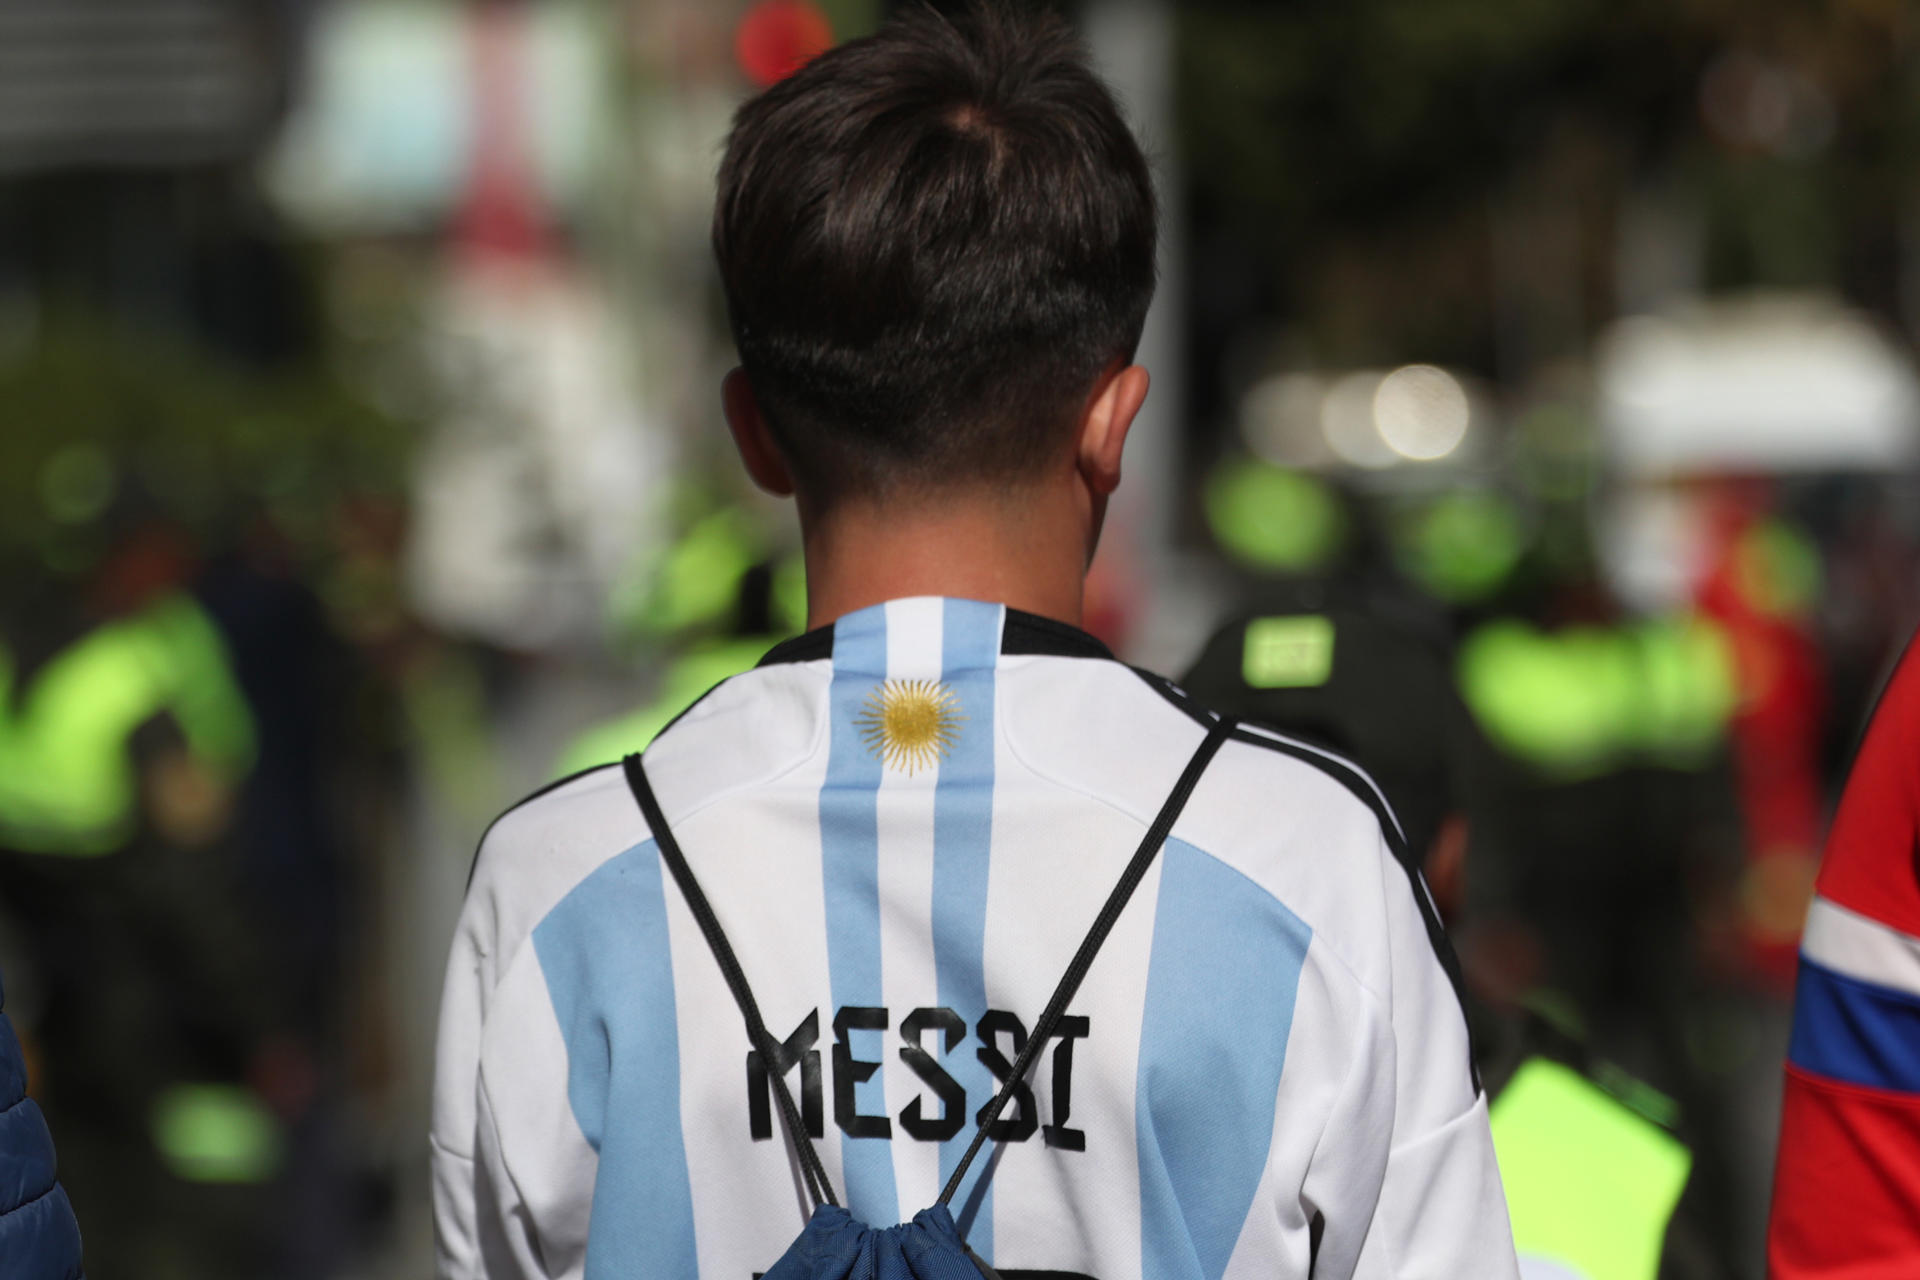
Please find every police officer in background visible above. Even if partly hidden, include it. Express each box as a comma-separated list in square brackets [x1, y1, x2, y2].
[1182, 458, 1715, 1280]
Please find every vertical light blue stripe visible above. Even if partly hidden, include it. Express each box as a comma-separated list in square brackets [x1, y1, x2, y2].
[1135, 839, 1311, 1280]
[821, 605, 899, 1224]
[533, 840, 698, 1279]
[932, 599, 1004, 1246]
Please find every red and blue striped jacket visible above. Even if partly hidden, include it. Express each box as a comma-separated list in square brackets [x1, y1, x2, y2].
[1771, 630, 1920, 1275]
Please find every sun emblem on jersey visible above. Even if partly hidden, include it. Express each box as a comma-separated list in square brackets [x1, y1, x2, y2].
[856, 679, 964, 774]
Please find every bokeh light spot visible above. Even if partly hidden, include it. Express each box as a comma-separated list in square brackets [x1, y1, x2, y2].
[1374, 364, 1469, 461]
[736, 0, 834, 89]
[151, 1084, 283, 1185]
[39, 444, 115, 525]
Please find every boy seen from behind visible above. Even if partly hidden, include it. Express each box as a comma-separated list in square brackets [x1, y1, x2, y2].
[432, 6, 1518, 1277]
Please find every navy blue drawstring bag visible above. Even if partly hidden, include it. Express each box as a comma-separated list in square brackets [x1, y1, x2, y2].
[761, 1205, 991, 1280]
[622, 715, 1233, 1280]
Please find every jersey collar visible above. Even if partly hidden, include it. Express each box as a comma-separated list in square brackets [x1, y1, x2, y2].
[756, 600, 1114, 667]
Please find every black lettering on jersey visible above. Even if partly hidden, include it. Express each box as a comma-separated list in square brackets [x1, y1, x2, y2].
[747, 1011, 823, 1141]
[1043, 1016, 1089, 1151]
[898, 1007, 967, 1141]
[832, 1006, 892, 1139]
[751, 1004, 1090, 1149]
[974, 1010, 1038, 1142]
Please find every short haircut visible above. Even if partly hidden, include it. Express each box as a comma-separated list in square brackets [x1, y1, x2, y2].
[712, 2, 1157, 501]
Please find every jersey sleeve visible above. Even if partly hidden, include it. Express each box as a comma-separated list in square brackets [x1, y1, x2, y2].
[1351, 833, 1518, 1280]
[435, 913, 590, 1280]
[469, 947, 596, 1280]
[435, 775, 628, 1280]
[1770, 633, 1920, 1277]
[432, 863, 492, 1279]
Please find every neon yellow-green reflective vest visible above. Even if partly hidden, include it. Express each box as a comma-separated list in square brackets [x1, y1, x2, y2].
[1458, 615, 1737, 779]
[625, 510, 807, 641]
[1491, 1058, 1692, 1280]
[0, 594, 255, 855]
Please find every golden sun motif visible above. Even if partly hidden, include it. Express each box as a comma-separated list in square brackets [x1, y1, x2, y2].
[855, 679, 964, 775]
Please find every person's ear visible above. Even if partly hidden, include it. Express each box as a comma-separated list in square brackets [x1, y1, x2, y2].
[1075, 363, 1150, 497]
[722, 368, 795, 497]
[1424, 813, 1470, 924]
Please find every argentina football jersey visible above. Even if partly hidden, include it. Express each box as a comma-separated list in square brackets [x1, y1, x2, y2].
[432, 597, 1512, 1280]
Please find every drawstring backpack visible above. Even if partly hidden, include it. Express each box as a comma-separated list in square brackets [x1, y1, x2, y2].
[622, 714, 1235, 1280]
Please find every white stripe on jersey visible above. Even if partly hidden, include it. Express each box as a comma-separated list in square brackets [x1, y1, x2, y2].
[877, 596, 948, 1217]
[1234, 719, 1409, 844]
[481, 950, 597, 1273]
[1801, 895, 1920, 997]
[432, 596, 1517, 1280]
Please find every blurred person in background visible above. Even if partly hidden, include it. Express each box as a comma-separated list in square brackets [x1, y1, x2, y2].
[0, 0, 424, 1269]
[1183, 459, 1467, 889]
[1183, 459, 1708, 1280]
[1441, 501, 1757, 1276]
[0, 215, 413, 1276]
[1769, 629, 1920, 1276]
[555, 497, 806, 777]
[0, 490, 375, 1280]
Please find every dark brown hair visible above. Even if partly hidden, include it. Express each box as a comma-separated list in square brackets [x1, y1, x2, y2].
[712, 2, 1157, 501]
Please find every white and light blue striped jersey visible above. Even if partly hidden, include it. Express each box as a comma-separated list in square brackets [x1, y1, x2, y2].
[432, 597, 1517, 1280]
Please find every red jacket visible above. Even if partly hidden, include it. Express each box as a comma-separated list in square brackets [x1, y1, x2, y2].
[1770, 630, 1920, 1275]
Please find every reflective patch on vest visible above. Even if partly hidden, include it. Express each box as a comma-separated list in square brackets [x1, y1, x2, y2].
[1491, 1058, 1690, 1280]
[1241, 615, 1335, 689]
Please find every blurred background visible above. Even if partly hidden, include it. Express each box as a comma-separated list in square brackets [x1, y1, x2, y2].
[1, 0, 1915, 1275]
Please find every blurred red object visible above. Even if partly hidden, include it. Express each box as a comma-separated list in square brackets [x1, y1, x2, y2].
[1694, 480, 1827, 989]
[735, 0, 833, 88]
[454, 1, 551, 265]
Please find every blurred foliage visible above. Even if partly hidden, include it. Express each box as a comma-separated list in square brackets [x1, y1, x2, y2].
[1181, 0, 1916, 241]
[1178, 0, 1920, 374]
[0, 314, 416, 579]
[1395, 489, 1528, 604]
[1182, 0, 1618, 232]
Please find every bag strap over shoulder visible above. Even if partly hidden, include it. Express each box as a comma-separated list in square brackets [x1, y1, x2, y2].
[623, 753, 840, 1210]
[622, 711, 1236, 1219]
[937, 713, 1234, 1205]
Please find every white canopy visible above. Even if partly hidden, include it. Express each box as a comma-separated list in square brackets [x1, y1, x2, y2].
[1597, 293, 1920, 474]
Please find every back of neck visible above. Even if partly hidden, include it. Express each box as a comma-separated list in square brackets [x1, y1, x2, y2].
[799, 498, 1088, 631]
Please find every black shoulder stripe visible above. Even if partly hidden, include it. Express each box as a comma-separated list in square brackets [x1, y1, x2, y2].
[644, 675, 738, 751]
[1133, 655, 1483, 1087]
[462, 677, 737, 894]
[1230, 728, 1410, 859]
[758, 627, 832, 666]
[1225, 725, 1483, 1093]
[463, 761, 620, 893]
[1127, 665, 1219, 730]
[1130, 663, 1414, 858]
